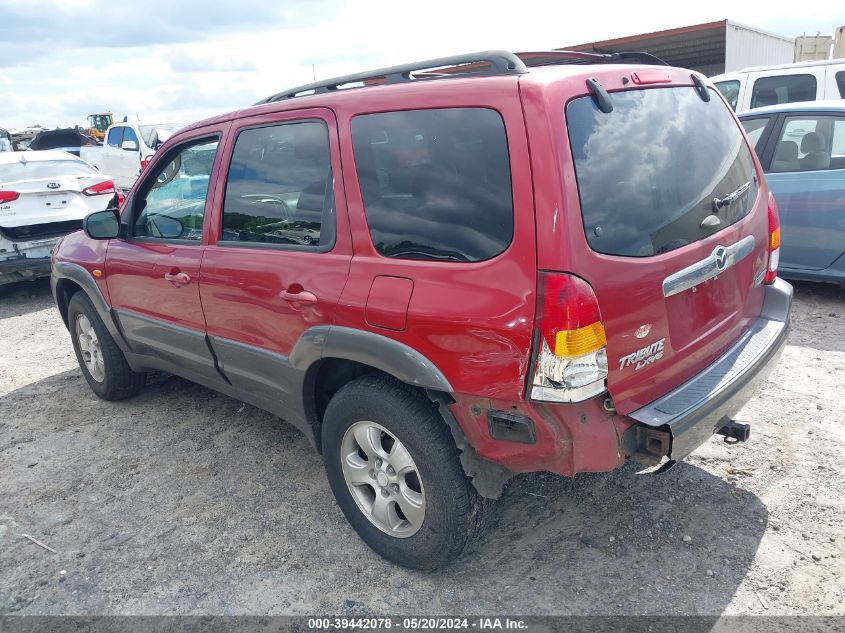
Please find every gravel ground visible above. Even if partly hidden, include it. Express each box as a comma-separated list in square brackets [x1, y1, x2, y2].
[0, 278, 843, 616]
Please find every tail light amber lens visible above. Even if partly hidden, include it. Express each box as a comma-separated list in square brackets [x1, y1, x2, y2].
[764, 193, 780, 285]
[530, 273, 609, 403]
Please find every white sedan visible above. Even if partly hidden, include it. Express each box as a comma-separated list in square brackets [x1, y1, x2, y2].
[0, 150, 120, 285]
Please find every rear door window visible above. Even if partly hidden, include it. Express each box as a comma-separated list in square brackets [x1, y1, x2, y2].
[351, 108, 513, 262]
[567, 86, 758, 257]
[750, 74, 817, 108]
[221, 121, 334, 249]
[771, 115, 844, 172]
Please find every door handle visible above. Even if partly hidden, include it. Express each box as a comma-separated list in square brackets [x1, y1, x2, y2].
[164, 270, 191, 287]
[279, 288, 318, 306]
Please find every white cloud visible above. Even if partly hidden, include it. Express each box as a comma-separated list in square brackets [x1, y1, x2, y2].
[0, 0, 842, 129]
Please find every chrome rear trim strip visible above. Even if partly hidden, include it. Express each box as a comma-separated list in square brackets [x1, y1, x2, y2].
[662, 235, 755, 298]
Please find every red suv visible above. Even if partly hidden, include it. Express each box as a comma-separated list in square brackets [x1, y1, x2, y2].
[51, 51, 792, 570]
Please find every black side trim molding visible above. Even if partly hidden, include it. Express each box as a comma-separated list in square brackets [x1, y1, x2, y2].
[290, 326, 453, 393]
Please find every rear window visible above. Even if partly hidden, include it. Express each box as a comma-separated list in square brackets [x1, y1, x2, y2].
[0, 159, 97, 182]
[567, 87, 758, 257]
[351, 108, 513, 262]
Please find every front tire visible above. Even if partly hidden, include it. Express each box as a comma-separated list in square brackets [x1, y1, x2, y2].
[322, 375, 488, 570]
[67, 292, 146, 400]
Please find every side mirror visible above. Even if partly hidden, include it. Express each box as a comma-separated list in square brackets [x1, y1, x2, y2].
[83, 209, 120, 240]
[149, 215, 184, 239]
[121, 140, 138, 152]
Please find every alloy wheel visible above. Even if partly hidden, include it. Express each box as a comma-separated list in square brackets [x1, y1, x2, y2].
[340, 420, 426, 538]
[75, 314, 105, 382]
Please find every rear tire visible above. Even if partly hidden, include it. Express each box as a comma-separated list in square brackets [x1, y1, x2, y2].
[67, 292, 146, 400]
[322, 375, 488, 570]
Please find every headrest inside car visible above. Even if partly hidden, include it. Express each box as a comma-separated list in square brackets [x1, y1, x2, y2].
[801, 131, 826, 153]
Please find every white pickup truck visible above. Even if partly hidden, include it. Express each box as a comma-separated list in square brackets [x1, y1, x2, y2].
[80, 121, 184, 190]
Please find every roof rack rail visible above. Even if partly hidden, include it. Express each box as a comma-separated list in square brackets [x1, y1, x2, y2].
[256, 49, 669, 105]
[257, 50, 527, 104]
[518, 50, 669, 67]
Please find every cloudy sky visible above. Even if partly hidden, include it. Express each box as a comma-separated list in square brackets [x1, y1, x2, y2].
[1, 0, 842, 130]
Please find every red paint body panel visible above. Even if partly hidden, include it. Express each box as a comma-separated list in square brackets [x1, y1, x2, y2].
[104, 122, 231, 333]
[333, 79, 538, 401]
[448, 394, 633, 476]
[365, 276, 414, 331]
[53, 63, 775, 478]
[199, 108, 353, 357]
[520, 66, 769, 414]
[106, 239, 205, 330]
[53, 230, 112, 302]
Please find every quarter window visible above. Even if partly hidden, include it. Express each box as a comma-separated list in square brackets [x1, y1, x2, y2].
[133, 138, 219, 241]
[740, 117, 770, 153]
[221, 121, 334, 249]
[833, 119, 845, 158]
[750, 74, 817, 108]
[715, 80, 740, 110]
[351, 108, 513, 262]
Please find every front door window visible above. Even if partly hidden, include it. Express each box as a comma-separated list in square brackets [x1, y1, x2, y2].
[133, 138, 219, 241]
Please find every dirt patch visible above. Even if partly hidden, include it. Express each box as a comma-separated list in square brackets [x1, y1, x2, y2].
[0, 278, 843, 615]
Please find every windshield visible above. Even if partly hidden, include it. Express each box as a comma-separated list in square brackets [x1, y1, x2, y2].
[0, 159, 97, 182]
[566, 86, 757, 257]
[139, 124, 185, 148]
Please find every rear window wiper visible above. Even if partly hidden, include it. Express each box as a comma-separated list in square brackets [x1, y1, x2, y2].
[713, 181, 752, 211]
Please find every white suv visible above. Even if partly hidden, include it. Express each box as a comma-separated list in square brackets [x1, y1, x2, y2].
[713, 59, 845, 111]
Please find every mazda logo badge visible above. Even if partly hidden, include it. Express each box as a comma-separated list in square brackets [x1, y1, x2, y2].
[714, 246, 728, 271]
[46, 182, 60, 189]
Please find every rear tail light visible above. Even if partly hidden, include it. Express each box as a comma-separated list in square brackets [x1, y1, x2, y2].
[0, 191, 20, 204]
[530, 273, 609, 403]
[82, 180, 116, 196]
[140, 155, 153, 171]
[764, 193, 780, 285]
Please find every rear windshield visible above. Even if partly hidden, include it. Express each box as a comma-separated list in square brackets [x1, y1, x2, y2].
[567, 86, 757, 257]
[0, 159, 97, 182]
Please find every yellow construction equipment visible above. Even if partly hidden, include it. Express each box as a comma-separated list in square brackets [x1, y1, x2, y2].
[85, 113, 114, 141]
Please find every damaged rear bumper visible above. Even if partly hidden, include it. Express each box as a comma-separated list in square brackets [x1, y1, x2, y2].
[0, 239, 58, 283]
[626, 277, 792, 463]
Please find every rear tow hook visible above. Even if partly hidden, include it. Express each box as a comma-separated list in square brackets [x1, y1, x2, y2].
[716, 420, 751, 444]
